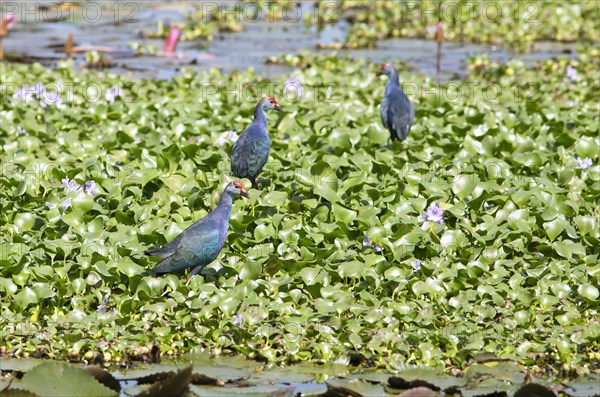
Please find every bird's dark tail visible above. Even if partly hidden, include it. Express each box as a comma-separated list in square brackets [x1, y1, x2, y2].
[150, 255, 178, 275]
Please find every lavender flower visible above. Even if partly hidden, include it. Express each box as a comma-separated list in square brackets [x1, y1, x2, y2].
[564, 66, 578, 82]
[60, 177, 82, 193]
[13, 83, 40, 103]
[40, 91, 62, 107]
[60, 197, 71, 210]
[68, 180, 81, 192]
[362, 235, 371, 247]
[423, 202, 445, 225]
[105, 85, 123, 103]
[283, 75, 303, 100]
[85, 181, 99, 197]
[228, 128, 239, 143]
[13, 82, 61, 107]
[412, 259, 421, 272]
[373, 243, 382, 253]
[97, 293, 110, 313]
[216, 129, 238, 145]
[575, 157, 592, 170]
[216, 133, 228, 146]
[233, 313, 243, 327]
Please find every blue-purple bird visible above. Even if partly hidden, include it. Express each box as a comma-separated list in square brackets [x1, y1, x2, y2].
[231, 97, 282, 189]
[146, 181, 249, 286]
[377, 63, 415, 142]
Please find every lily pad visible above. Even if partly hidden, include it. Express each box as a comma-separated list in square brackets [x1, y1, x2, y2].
[390, 367, 466, 391]
[188, 384, 286, 396]
[20, 362, 117, 397]
[0, 359, 48, 373]
[192, 366, 252, 385]
[566, 374, 600, 397]
[325, 379, 391, 397]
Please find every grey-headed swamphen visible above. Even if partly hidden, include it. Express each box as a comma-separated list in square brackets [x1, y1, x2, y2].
[231, 96, 282, 189]
[377, 63, 415, 142]
[146, 181, 249, 286]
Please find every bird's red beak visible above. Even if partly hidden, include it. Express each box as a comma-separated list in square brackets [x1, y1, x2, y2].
[233, 181, 250, 198]
[376, 63, 387, 77]
[269, 97, 283, 111]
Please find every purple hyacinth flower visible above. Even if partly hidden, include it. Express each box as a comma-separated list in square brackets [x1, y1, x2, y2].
[13, 84, 38, 103]
[233, 313, 243, 327]
[40, 91, 62, 107]
[228, 128, 239, 143]
[424, 202, 445, 225]
[362, 235, 371, 247]
[60, 177, 70, 189]
[105, 85, 123, 103]
[85, 181, 99, 197]
[97, 293, 110, 313]
[412, 259, 421, 272]
[68, 180, 81, 192]
[575, 157, 592, 170]
[216, 128, 238, 146]
[60, 197, 71, 210]
[564, 65, 578, 82]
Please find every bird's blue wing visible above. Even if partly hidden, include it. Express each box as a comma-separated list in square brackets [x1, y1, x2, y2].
[145, 232, 184, 258]
[383, 88, 414, 141]
[231, 123, 270, 180]
[380, 96, 391, 130]
[153, 212, 226, 273]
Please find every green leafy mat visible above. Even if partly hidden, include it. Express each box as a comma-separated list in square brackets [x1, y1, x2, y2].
[0, 48, 598, 376]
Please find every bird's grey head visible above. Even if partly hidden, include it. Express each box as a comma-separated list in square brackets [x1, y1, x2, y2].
[259, 96, 283, 112]
[225, 180, 250, 198]
[376, 63, 395, 77]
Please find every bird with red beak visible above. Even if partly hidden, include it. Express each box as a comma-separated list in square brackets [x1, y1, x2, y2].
[231, 96, 282, 189]
[376, 63, 415, 143]
[146, 180, 249, 286]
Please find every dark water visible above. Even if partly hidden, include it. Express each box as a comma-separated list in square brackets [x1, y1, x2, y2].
[2, 2, 577, 80]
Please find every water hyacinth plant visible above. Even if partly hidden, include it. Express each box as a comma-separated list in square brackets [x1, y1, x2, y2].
[0, 47, 598, 384]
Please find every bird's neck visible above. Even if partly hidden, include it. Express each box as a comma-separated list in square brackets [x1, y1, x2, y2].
[254, 107, 267, 125]
[216, 192, 234, 219]
[386, 69, 401, 92]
